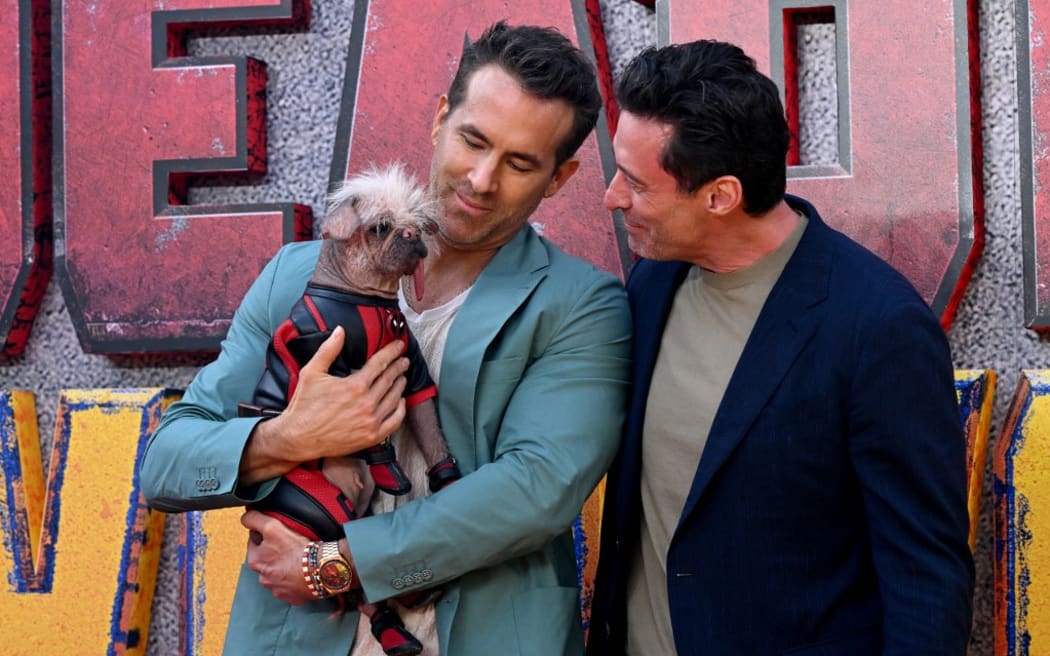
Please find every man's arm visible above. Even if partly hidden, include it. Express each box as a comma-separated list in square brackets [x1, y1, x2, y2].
[347, 272, 632, 602]
[239, 327, 409, 486]
[140, 245, 409, 512]
[848, 298, 975, 654]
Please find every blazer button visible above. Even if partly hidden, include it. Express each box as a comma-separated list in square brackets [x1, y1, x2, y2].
[392, 577, 405, 590]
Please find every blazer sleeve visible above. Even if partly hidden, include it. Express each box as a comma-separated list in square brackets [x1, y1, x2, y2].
[848, 296, 975, 654]
[346, 272, 632, 602]
[139, 247, 292, 512]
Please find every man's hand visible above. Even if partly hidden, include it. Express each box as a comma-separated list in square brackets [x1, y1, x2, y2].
[242, 510, 314, 605]
[241, 510, 361, 605]
[239, 326, 410, 484]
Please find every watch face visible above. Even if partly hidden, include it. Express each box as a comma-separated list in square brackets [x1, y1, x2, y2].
[319, 560, 352, 590]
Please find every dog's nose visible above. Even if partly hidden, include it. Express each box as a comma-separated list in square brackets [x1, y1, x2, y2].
[402, 226, 418, 240]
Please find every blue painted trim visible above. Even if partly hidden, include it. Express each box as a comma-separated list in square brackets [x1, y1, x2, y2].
[0, 393, 37, 591]
[107, 391, 165, 654]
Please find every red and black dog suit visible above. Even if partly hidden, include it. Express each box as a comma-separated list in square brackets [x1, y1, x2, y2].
[240, 283, 438, 542]
[241, 284, 452, 655]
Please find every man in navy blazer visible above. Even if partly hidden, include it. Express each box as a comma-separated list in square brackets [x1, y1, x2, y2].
[587, 40, 974, 655]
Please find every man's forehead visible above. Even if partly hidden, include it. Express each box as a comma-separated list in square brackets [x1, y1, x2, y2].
[616, 111, 673, 143]
[460, 64, 518, 98]
[459, 65, 572, 117]
[451, 66, 573, 161]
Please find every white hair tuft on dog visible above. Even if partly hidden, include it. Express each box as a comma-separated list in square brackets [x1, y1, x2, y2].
[323, 163, 430, 240]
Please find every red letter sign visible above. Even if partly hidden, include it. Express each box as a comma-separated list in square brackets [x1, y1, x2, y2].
[330, 0, 629, 280]
[661, 0, 984, 327]
[1020, 0, 1050, 330]
[54, 1, 311, 353]
[0, 0, 51, 356]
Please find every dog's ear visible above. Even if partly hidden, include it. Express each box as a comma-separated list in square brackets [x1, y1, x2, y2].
[322, 203, 362, 241]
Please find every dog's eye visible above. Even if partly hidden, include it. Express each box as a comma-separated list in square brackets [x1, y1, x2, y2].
[371, 222, 391, 236]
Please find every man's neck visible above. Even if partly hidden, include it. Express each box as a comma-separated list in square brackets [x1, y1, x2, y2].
[695, 200, 802, 273]
[403, 238, 498, 312]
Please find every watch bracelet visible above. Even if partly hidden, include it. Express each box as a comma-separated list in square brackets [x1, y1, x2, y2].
[301, 541, 328, 599]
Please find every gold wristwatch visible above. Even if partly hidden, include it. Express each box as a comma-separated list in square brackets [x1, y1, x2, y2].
[316, 541, 354, 596]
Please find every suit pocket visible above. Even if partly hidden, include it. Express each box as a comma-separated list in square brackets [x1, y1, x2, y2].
[474, 357, 527, 444]
[478, 355, 527, 383]
[476, 356, 526, 409]
[512, 586, 584, 656]
[770, 397, 836, 439]
[782, 627, 880, 655]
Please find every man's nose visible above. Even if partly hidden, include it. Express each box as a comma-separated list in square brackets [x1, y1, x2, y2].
[468, 156, 499, 194]
[604, 171, 630, 210]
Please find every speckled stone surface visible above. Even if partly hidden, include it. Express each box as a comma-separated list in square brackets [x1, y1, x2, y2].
[0, 1, 1026, 653]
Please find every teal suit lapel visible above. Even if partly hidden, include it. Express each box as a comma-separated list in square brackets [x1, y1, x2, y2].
[435, 225, 549, 472]
[677, 225, 832, 527]
[433, 225, 549, 651]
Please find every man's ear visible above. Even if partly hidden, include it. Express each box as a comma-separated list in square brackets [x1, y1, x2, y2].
[543, 158, 580, 198]
[431, 95, 450, 144]
[704, 175, 744, 215]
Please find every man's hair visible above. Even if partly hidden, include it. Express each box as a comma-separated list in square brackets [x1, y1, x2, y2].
[616, 40, 790, 215]
[445, 21, 602, 169]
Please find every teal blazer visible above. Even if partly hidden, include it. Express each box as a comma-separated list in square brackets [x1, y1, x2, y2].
[141, 225, 632, 655]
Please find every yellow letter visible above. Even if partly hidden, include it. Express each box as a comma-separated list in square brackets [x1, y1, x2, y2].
[0, 389, 173, 654]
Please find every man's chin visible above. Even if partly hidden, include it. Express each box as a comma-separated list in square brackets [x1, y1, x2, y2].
[438, 212, 480, 237]
[627, 236, 651, 259]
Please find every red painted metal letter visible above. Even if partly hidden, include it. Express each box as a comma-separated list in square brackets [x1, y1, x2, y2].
[54, 1, 311, 353]
[0, 0, 51, 356]
[1019, 0, 1050, 330]
[661, 0, 984, 326]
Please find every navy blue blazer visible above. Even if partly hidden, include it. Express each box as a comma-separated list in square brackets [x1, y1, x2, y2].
[588, 196, 974, 655]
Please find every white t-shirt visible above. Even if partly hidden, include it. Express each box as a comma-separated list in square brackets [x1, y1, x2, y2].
[350, 283, 471, 656]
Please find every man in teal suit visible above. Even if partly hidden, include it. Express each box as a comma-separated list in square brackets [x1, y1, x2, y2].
[141, 22, 631, 655]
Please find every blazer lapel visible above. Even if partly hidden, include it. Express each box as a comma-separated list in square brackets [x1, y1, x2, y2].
[436, 226, 548, 471]
[602, 259, 692, 552]
[677, 217, 833, 526]
[618, 260, 692, 486]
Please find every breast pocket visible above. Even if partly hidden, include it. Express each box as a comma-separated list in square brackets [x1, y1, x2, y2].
[478, 356, 527, 383]
[782, 627, 881, 655]
[742, 398, 850, 511]
[770, 398, 838, 446]
[474, 356, 528, 452]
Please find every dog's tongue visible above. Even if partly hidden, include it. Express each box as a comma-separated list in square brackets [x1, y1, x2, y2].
[413, 260, 425, 302]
